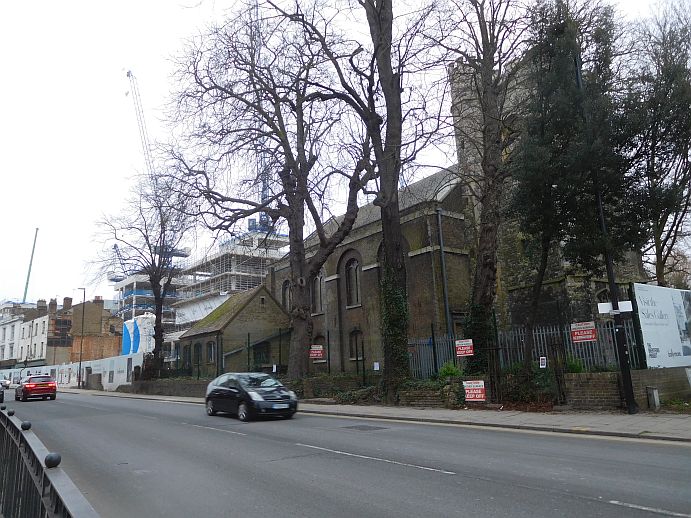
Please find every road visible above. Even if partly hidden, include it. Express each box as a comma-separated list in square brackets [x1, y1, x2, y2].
[8, 392, 691, 518]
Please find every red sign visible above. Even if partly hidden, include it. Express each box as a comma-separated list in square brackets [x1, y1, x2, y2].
[309, 344, 325, 360]
[455, 339, 474, 357]
[570, 321, 597, 343]
[463, 380, 486, 402]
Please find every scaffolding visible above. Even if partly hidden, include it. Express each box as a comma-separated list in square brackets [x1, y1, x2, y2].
[176, 230, 288, 302]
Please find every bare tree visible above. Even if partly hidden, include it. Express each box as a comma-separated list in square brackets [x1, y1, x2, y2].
[167, 1, 376, 379]
[434, 0, 528, 371]
[99, 176, 194, 371]
[268, 0, 445, 398]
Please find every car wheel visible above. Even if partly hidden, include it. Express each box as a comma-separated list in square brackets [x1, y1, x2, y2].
[284, 412, 295, 419]
[50, 395, 56, 401]
[206, 399, 217, 416]
[238, 402, 252, 422]
[21, 393, 27, 402]
[15, 393, 20, 401]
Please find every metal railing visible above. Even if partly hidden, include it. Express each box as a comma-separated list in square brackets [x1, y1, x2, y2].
[0, 403, 98, 517]
[409, 320, 646, 380]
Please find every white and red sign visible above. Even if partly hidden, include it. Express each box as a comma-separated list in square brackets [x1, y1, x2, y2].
[455, 339, 474, 357]
[570, 321, 597, 343]
[463, 380, 486, 402]
[309, 344, 325, 360]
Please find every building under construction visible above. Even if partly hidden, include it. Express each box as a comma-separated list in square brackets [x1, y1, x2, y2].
[173, 229, 288, 329]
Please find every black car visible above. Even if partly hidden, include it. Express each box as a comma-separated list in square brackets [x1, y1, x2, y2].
[205, 372, 298, 421]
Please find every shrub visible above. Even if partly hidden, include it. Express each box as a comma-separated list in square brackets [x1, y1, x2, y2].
[438, 361, 463, 378]
[502, 364, 557, 404]
[565, 356, 585, 373]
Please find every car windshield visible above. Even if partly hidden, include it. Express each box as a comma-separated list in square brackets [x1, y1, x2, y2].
[237, 374, 281, 389]
[28, 376, 53, 383]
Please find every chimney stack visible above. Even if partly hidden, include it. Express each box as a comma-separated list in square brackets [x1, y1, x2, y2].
[37, 299, 47, 316]
[62, 297, 72, 311]
[49, 298, 58, 314]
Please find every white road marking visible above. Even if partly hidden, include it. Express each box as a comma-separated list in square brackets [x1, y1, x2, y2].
[608, 500, 691, 517]
[185, 423, 247, 436]
[295, 443, 456, 475]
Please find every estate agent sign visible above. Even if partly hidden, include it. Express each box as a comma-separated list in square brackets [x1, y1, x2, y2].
[633, 283, 691, 368]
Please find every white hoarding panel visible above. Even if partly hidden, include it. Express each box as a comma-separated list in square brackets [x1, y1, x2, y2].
[633, 283, 691, 368]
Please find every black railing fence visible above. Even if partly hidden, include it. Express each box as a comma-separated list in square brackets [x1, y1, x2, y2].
[409, 319, 646, 380]
[0, 405, 97, 517]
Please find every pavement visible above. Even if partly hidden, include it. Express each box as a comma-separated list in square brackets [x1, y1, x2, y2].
[54, 387, 691, 443]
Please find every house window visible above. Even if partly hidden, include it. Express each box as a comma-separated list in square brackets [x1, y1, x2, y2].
[281, 280, 292, 310]
[206, 341, 215, 363]
[42, 321, 46, 334]
[254, 342, 270, 365]
[349, 330, 363, 360]
[10, 325, 14, 340]
[345, 259, 361, 306]
[193, 343, 202, 365]
[311, 273, 324, 314]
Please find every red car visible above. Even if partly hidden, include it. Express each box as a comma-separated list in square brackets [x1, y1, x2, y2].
[15, 375, 57, 401]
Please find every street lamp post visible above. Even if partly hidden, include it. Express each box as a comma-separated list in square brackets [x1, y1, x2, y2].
[78, 288, 86, 389]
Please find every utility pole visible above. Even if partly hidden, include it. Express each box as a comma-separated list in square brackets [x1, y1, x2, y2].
[78, 288, 86, 389]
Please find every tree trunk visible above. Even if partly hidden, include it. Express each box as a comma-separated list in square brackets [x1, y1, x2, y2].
[523, 234, 551, 371]
[363, 0, 410, 402]
[286, 201, 312, 380]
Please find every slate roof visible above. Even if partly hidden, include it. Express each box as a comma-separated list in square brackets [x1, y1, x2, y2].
[179, 285, 282, 339]
[305, 166, 461, 248]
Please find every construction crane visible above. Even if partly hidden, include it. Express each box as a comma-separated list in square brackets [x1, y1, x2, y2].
[22, 227, 39, 303]
[126, 70, 155, 176]
[107, 244, 129, 283]
[250, 1, 271, 232]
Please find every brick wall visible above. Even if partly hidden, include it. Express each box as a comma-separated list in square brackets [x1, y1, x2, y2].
[565, 367, 691, 410]
[71, 335, 122, 362]
[564, 372, 623, 409]
[631, 367, 691, 409]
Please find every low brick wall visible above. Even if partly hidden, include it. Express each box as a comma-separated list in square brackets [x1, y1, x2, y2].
[118, 379, 209, 398]
[399, 389, 445, 408]
[564, 372, 622, 409]
[565, 367, 691, 410]
[302, 377, 363, 398]
[632, 367, 691, 408]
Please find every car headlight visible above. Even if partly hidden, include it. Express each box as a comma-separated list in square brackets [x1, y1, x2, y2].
[247, 391, 264, 402]
[288, 391, 298, 400]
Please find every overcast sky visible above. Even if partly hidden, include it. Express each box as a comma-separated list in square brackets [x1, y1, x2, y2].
[0, 0, 654, 305]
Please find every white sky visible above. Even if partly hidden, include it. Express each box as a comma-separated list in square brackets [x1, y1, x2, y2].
[0, 0, 654, 304]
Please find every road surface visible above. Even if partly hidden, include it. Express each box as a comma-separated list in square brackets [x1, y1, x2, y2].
[10, 392, 691, 518]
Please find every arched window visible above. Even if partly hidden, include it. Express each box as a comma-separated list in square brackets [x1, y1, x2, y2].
[349, 330, 363, 360]
[311, 273, 324, 314]
[281, 280, 292, 310]
[345, 259, 361, 306]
